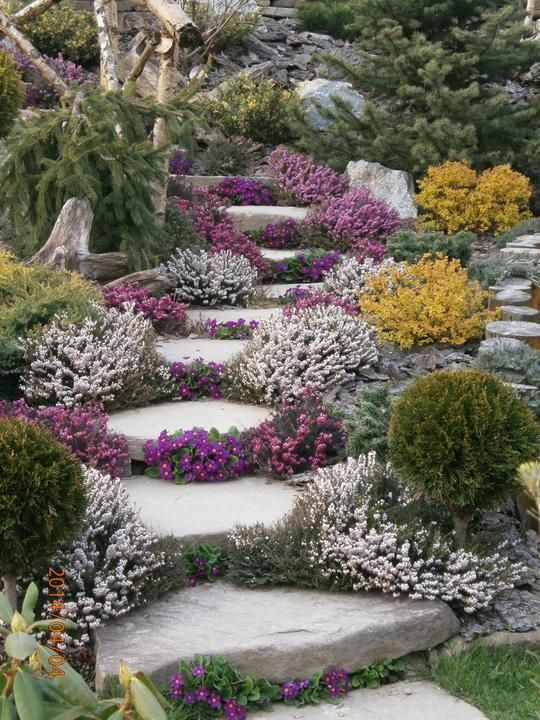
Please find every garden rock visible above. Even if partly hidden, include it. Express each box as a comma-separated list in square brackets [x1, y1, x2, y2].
[226, 205, 308, 232]
[95, 583, 459, 689]
[346, 160, 418, 219]
[296, 79, 364, 131]
[156, 337, 247, 364]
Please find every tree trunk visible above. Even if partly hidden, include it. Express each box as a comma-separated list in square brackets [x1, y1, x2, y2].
[137, 0, 202, 45]
[94, 0, 121, 91]
[105, 267, 175, 293]
[2, 575, 17, 612]
[453, 515, 469, 548]
[11, 0, 61, 23]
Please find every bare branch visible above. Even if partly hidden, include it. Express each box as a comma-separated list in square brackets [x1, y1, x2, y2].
[11, 0, 62, 24]
[126, 30, 161, 82]
[93, 0, 121, 90]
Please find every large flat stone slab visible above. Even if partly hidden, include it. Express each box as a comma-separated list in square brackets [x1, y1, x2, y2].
[95, 583, 459, 689]
[108, 401, 271, 460]
[263, 282, 323, 298]
[157, 337, 246, 363]
[251, 681, 488, 720]
[124, 474, 298, 545]
[187, 307, 279, 324]
[261, 248, 301, 261]
[227, 205, 308, 232]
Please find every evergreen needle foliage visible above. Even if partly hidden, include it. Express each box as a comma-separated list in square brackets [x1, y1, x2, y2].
[291, 0, 540, 176]
[0, 87, 201, 270]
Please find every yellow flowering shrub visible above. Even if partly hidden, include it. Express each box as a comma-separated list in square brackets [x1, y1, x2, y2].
[358, 254, 499, 349]
[205, 75, 296, 145]
[417, 162, 532, 235]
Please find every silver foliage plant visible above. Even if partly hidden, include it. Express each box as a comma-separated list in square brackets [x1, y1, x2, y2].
[163, 248, 258, 306]
[43, 467, 168, 645]
[227, 305, 378, 404]
[20, 305, 173, 410]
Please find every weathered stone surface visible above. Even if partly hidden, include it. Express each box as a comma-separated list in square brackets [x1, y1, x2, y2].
[486, 320, 540, 350]
[501, 305, 539, 322]
[296, 78, 364, 131]
[261, 5, 298, 17]
[261, 248, 301, 261]
[492, 289, 532, 308]
[187, 306, 279, 324]
[346, 160, 417, 219]
[108, 400, 271, 460]
[263, 281, 323, 297]
[508, 234, 540, 249]
[251, 682, 489, 720]
[227, 205, 308, 232]
[156, 337, 246, 363]
[478, 337, 527, 354]
[95, 584, 460, 689]
[124, 474, 298, 544]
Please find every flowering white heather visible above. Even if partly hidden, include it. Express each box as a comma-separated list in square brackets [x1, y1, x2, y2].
[163, 248, 258, 306]
[323, 257, 399, 302]
[228, 305, 377, 403]
[42, 467, 166, 643]
[300, 456, 523, 613]
[20, 304, 173, 409]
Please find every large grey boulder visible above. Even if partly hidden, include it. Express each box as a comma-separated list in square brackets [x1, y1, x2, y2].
[296, 78, 364, 131]
[346, 159, 417, 219]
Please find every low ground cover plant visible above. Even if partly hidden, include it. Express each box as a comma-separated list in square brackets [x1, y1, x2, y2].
[267, 149, 348, 205]
[269, 250, 342, 283]
[185, 544, 227, 586]
[345, 384, 395, 461]
[170, 358, 225, 400]
[386, 229, 474, 265]
[212, 177, 275, 206]
[169, 148, 194, 175]
[225, 305, 377, 404]
[0, 399, 129, 478]
[417, 162, 533, 235]
[358, 254, 497, 348]
[246, 391, 346, 478]
[204, 318, 259, 339]
[389, 369, 540, 545]
[21, 305, 174, 411]
[144, 427, 249, 483]
[102, 283, 189, 336]
[248, 219, 302, 249]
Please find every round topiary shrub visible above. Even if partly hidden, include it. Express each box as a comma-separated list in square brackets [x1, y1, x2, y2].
[0, 417, 86, 608]
[0, 50, 24, 138]
[388, 369, 540, 545]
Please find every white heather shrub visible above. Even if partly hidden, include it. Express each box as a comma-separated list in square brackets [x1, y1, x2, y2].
[163, 248, 258, 306]
[42, 467, 171, 645]
[228, 455, 522, 613]
[20, 305, 173, 411]
[323, 257, 399, 302]
[227, 305, 377, 404]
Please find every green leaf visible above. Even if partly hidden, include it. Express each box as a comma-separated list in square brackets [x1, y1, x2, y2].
[30, 619, 78, 633]
[130, 677, 167, 720]
[50, 708, 92, 720]
[0, 697, 16, 720]
[5, 632, 37, 660]
[0, 592, 14, 625]
[131, 672, 170, 711]
[21, 583, 38, 626]
[13, 667, 45, 720]
[36, 646, 98, 712]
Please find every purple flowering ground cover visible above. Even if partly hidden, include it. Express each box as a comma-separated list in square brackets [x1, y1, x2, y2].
[170, 359, 225, 400]
[204, 319, 259, 340]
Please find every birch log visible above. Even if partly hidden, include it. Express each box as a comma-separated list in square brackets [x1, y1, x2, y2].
[94, 0, 121, 90]
[12, 0, 62, 23]
[0, 12, 69, 96]
[138, 0, 202, 45]
[126, 30, 161, 83]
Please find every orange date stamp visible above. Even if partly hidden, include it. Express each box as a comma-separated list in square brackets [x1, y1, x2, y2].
[46, 566, 67, 676]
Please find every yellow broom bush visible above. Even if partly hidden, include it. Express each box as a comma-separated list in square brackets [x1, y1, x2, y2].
[417, 162, 532, 235]
[358, 254, 499, 349]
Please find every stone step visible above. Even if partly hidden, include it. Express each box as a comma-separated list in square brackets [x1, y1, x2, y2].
[108, 400, 272, 461]
[497, 277, 534, 292]
[261, 5, 298, 17]
[124, 474, 297, 545]
[169, 175, 274, 194]
[501, 305, 539, 322]
[486, 320, 540, 350]
[95, 583, 459, 690]
[491, 288, 532, 309]
[187, 306, 279, 325]
[501, 246, 540, 257]
[157, 337, 247, 364]
[507, 234, 540, 250]
[263, 281, 323, 298]
[227, 205, 309, 232]
[251, 681, 489, 720]
[261, 248, 302, 261]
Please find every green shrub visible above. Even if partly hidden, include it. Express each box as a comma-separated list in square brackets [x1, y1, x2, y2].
[345, 384, 396, 460]
[0, 49, 23, 138]
[297, 0, 356, 40]
[0, 418, 86, 605]
[386, 229, 474, 265]
[197, 136, 248, 176]
[164, 201, 206, 253]
[388, 369, 540, 544]
[20, 2, 99, 67]
[191, 3, 259, 51]
[467, 252, 539, 290]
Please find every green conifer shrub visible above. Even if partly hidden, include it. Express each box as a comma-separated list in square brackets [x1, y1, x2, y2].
[386, 229, 474, 265]
[291, 0, 540, 177]
[345, 384, 396, 460]
[388, 369, 540, 545]
[0, 49, 24, 138]
[297, 0, 356, 40]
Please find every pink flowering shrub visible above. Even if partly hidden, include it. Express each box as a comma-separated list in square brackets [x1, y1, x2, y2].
[306, 188, 402, 258]
[281, 287, 357, 316]
[102, 283, 189, 335]
[212, 177, 275, 206]
[249, 219, 302, 249]
[267, 149, 349, 205]
[0, 399, 129, 478]
[246, 391, 346, 478]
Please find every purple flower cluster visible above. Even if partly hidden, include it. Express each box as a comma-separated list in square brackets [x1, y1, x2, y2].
[169, 672, 247, 719]
[255, 219, 301, 249]
[169, 149, 194, 176]
[321, 668, 350, 698]
[0, 400, 129, 478]
[204, 318, 259, 340]
[102, 283, 189, 335]
[170, 358, 224, 400]
[213, 177, 275, 206]
[281, 287, 357, 316]
[144, 427, 250, 483]
[271, 251, 342, 283]
[280, 678, 310, 702]
[306, 188, 402, 258]
[268, 149, 349, 205]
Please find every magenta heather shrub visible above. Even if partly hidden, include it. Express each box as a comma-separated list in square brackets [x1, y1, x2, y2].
[306, 188, 402, 257]
[209, 233, 269, 277]
[267, 149, 349, 205]
[102, 283, 189, 336]
[212, 177, 275, 206]
[247, 391, 346, 477]
[0, 399, 129, 478]
[170, 358, 225, 400]
[281, 287, 357, 316]
[254, 219, 301, 249]
[144, 427, 250, 483]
